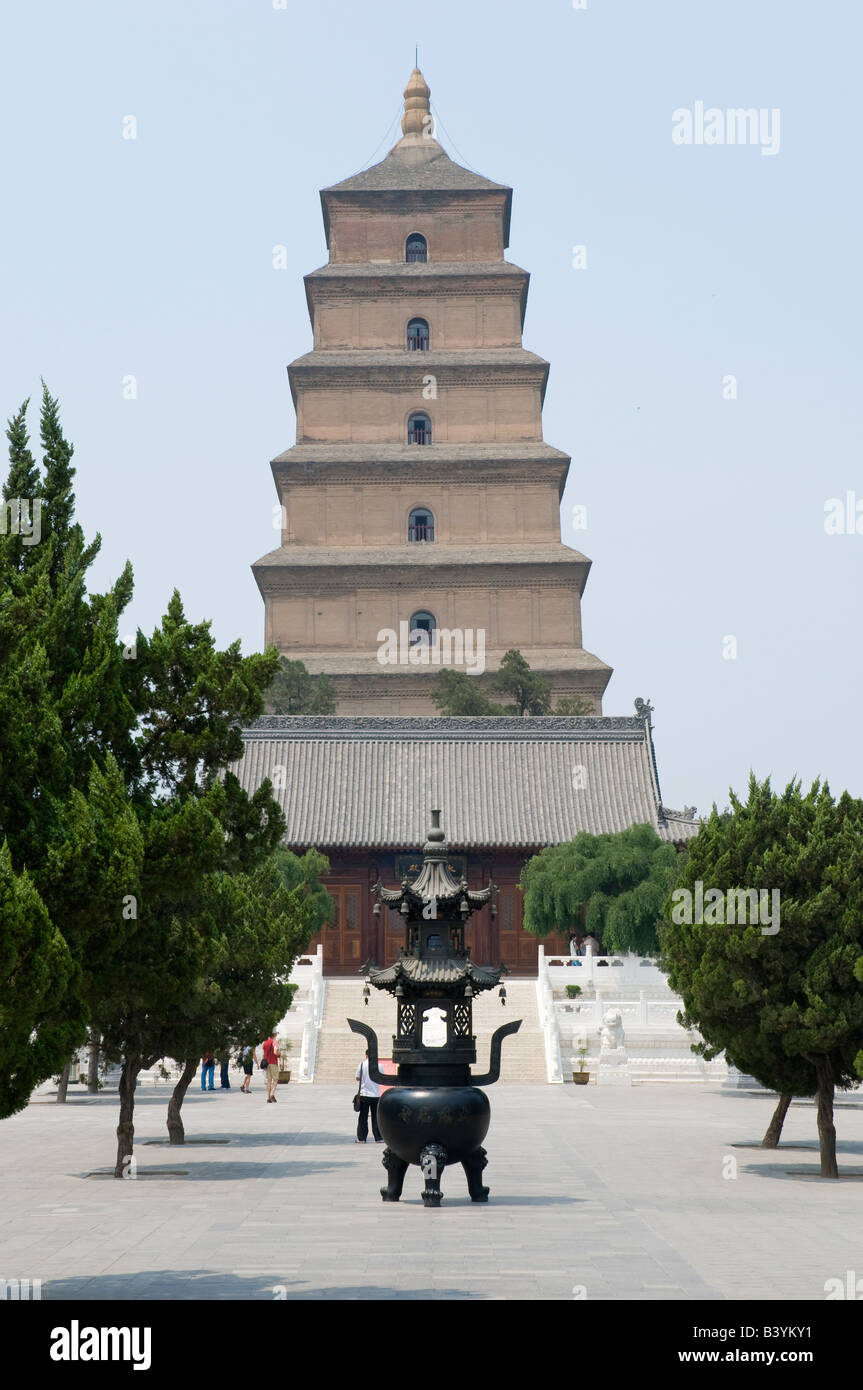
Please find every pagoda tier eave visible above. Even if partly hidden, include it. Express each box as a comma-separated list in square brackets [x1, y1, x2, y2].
[304, 261, 530, 331]
[253, 543, 592, 579]
[288, 348, 548, 370]
[271, 440, 570, 467]
[270, 455, 572, 501]
[286, 352, 550, 410]
[305, 259, 528, 282]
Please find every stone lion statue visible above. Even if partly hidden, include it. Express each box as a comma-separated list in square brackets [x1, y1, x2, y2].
[599, 1008, 625, 1050]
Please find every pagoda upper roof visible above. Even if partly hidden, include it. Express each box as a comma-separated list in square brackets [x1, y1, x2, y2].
[322, 144, 510, 198]
[319, 69, 513, 246]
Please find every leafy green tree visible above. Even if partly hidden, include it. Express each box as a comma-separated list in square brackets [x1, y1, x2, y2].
[90, 593, 285, 1175]
[0, 391, 322, 1188]
[554, 695, 594, 715]
[661, 776, 863, 1177]
[163, 848, 332, 1143]
[0, 844, 75, 1116]
[430, 669, 505, 715]
[265, 657, 336, 714]
[431, 651, 593, 717]
[520, 824, 680, 955]
[493, 649, 552, 715]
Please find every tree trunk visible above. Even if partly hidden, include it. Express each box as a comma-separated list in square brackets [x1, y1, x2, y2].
[87, 1032, 100, 1094]
[167, 1059, 198, 1144]
[114, 1058, 141, 1178]
[761, 1092, 792, 1148]
[813, 1056, 839, 1179]
[56, 1059, 72, 1103]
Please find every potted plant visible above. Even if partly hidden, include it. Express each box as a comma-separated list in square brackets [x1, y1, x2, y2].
[565, 984, 582, 1000]
[277, 1038, 292, 1085]
[572, 1042, 590, 1085]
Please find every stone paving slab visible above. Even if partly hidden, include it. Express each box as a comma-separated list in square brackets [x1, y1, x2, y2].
[1, 1083, 862, 1300]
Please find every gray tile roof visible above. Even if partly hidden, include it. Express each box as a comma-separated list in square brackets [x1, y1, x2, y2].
[230, 716, 700, 850]
[322, 147, 510, 196]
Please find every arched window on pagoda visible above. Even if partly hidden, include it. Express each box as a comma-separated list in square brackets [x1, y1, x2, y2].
[407, 412, 432, 445]
[408, 508, 435, 543]
[409, 611, 437, 649]
[406, 233, 427, 263]
[407, 317, 430, 351]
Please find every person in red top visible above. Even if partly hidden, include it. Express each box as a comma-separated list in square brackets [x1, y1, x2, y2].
[262, 1032, 280, 1104]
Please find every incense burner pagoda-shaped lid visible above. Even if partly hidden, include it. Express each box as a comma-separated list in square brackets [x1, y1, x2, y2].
[370, 811, 503, 997]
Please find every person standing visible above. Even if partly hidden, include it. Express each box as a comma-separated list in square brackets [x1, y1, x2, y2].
[354, 1049, 382, 1143]
[219, 1053, 231, 1090]
[262, 1032, 280, 1104]
[583, 933, 600, 957]
[200, 1051, 215, 1091]
[240, 1045, 256, 1093]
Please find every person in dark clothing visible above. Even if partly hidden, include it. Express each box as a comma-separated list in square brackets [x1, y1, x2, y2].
[200, 1051, 215, 1091]
[354, 1050, 383, 1143]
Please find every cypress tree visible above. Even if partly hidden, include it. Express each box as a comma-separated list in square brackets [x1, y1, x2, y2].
[662, 776, 863, 1177]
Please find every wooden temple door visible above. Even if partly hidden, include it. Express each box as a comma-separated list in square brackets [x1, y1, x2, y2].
[496, 885, 526, 972]
[322, 885, 363, 972]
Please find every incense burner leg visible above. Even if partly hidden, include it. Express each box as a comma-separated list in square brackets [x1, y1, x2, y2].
[420, 1143, 447, 1208]
[461, 1144, 489, 1202]
[380, 1147, 408, 1202]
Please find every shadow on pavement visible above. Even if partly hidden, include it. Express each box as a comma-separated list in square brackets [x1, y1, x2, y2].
[74, 1160, 353, 1182]
[42, 1271, 481, 1300]
[741, 1162, 863, 1182]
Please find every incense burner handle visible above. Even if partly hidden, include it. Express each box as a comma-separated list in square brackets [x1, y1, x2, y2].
[470, 1018, 522, 1086]
[347, 1018, 394, 1087]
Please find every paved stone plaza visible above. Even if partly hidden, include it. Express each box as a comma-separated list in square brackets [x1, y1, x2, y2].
[2, 1082, 862, 1301]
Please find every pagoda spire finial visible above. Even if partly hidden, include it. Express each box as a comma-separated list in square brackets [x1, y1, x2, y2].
[401, 67, 432, 138]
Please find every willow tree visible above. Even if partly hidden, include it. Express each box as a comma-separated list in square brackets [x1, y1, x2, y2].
[521, 823, 680, 955]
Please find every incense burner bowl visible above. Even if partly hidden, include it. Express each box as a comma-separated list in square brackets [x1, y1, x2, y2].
[378, 1085, 490, 1166]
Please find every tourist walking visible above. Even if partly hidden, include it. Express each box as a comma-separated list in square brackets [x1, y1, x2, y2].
[240, 1045, 256, 1093]
[262, 1031, 280, 1104]
[200, 1051, 215, 1091]
[354, 1049, 382, 1143]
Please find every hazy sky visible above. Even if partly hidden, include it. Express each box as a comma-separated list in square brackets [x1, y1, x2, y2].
[1, 0, 860, 817]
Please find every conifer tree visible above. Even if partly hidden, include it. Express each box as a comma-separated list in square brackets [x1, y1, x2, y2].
[0, 391, 138, 1112]
[661, 776, 863, 1177]
[431, 651, 592, 717]
[162, 849, 331, 1142]
[265, 656, 336, 714]
[492, 648, 553, 715]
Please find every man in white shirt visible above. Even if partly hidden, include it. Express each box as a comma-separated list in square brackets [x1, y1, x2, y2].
[354, 1050, 383, 1143]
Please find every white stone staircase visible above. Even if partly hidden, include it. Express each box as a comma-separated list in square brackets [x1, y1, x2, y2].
[312, 977, 547, 1084]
